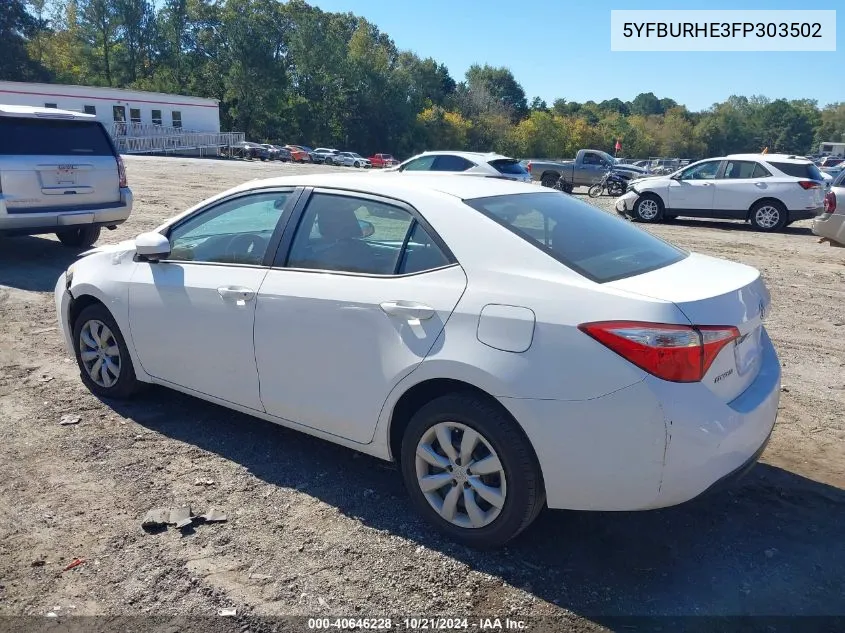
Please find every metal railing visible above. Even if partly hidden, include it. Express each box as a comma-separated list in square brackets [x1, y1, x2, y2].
[112, 130, 246, 155]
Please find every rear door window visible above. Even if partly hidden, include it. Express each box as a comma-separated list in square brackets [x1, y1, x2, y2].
[488, 159, 529, 176]
[432, 155, 474, 171]
[401, 155, 437, 171]
[465, 192, 687, 283]
[720, 161, 757, 179]
[0, 118, 115, 156]
[751, 163, 772, 178]
[768, 161, 824, 180]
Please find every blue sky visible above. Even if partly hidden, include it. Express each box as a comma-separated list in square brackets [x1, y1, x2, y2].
[310, 0, 843, 112]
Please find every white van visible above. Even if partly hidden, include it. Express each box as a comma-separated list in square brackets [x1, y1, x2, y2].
[0, 104, 132, 248]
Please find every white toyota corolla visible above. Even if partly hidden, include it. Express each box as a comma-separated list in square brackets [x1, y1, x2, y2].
[55, 173, 780, 548]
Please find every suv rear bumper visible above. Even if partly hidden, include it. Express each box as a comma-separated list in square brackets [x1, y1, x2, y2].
[0, 188, 132, 236]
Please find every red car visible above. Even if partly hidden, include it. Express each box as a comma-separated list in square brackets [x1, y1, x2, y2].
[285, 145, 313, 163]
[368, 153, 399, 168]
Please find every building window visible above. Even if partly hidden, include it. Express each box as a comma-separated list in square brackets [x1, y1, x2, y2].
[84, 105, 96, 115]
[44, 103, 57, 108]
[113, 105, 126, 122]
[151, 109, 162, 125]
[171, 111, 182, 128]
[129, 108, 141, 124]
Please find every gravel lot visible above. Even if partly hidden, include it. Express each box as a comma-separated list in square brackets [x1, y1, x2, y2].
[1, 155, 844, 630]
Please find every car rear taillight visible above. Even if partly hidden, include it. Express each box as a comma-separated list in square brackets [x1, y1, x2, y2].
[116, 155, 128, 187]
[798, 180, 820, 190]
[525, 161, 532, 173]
[823, 191, 836, 214]
[578, 321, 740, 383]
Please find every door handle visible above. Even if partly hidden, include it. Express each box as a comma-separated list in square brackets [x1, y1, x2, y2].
[701, 182, 713, 186]
[217, 286, 255, 303]
[380, 300, 435, 320]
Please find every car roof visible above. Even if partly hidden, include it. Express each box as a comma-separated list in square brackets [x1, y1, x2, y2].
[226, 172, 536, 201]
[727, 153, 811, 163]
[0, 104, 96, 121]
[414, 150, 514, 161]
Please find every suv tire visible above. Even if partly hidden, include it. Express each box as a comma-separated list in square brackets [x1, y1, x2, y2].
[57, 226, 101, 248]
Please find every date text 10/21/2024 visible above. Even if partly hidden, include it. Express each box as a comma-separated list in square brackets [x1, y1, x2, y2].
[307, 618, 528, 630]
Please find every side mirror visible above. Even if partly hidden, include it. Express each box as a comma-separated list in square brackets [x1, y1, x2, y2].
[135, 232, 171, 261]
[358, 220, 375, 238]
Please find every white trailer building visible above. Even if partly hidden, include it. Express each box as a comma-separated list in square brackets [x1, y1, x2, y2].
[819, 142, 845, 157]
[0, 80, 243, 155]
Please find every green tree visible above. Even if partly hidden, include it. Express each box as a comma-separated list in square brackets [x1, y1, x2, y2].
[0, 0, 51, 80]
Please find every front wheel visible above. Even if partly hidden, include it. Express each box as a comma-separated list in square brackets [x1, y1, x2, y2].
[57, 226, 101, 248]
[588, 184, 604, 198]
[72, 303, 143, 399]
[632, 194, 663, 223]
[400, 393, 545, 549]
[749, 200, 787, 232]
[325, 157, 333, 165]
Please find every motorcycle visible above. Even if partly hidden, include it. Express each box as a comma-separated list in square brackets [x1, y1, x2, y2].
[588, 168, 630, 198]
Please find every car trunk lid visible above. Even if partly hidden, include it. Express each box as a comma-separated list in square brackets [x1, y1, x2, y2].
[605, 252, 770, 402]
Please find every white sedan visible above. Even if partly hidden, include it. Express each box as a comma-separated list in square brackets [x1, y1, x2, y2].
[334, 152, 372, 168]
[55, 173, 780, 548]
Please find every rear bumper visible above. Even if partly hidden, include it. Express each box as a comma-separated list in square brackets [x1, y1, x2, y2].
[499, 329, 780, 511]
[0, 188, 132, 235]
[789, 206, 823, 221]
[812, 212, 845, 245]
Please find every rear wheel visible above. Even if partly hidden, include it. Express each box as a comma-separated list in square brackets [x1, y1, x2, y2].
[72, 303, 143, 399]
[57, 226, 101, 248]
[749, 200, 787, 232]
[400, 393, 545, 548]
[325, 157, 333, 166]
[540, 173, 558, 188]
[354, 161, 361, 168]
[633, 194, 663, 223]
[588, 184, 603, 198]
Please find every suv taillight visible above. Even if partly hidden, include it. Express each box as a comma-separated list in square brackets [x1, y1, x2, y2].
[824, 191, 836, 214]
[798, 180, 820, 190]
[578, 321, 740, 383]
[116, 155, 128, 188]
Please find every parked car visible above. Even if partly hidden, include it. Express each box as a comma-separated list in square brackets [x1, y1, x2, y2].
[525, 149, 648, 192]
[814, 169, 845, 247]
[285, 145, 312, 163]
[229, 141, 270, 161]
[56, 173, 779, 548]
[334, 152, 372, 168]
[260, 144, 282, 160]
[388, 151, 531, 183]
[271, 145, 292, 162]
[615, 153, 826, 231]
[0, 104, 132, 248]
[369, 153, 399, 168]
[819, 156, 844, 168]
[310, 148, 340, 164]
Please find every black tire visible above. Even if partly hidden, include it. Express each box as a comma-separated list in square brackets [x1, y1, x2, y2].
[540, 173, 558, 188]
[354, 161, 361, 168]
[400, 393, 545, 549]
[632, 193, 663, 223]
[56, 226, 101, 248]
[72, 303, 144, 399]
[325, 157, 333, 166]
[588, 184, 603, 198]
[749, 199, 787, 232]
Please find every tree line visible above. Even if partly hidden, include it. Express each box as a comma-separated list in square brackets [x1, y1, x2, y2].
[4, 0, 845, 159]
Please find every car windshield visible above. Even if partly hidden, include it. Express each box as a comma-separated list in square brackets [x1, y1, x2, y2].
[0, 118, 114, 156]
[767, 161, 824, 181]
[350, 153, 363, 158]
[465, 192, 688, 283]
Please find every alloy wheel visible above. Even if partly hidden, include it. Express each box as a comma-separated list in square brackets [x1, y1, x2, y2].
[637, 198, 660, 220]
[79, 319, 121, 388]
[754, 205, 781, 229]
[415, 421, 507, 529]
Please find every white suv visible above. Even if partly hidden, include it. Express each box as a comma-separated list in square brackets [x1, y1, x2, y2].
[615, 153, 825, 231]
[388, 151, 531, 183]
[0, 105, 132, 248]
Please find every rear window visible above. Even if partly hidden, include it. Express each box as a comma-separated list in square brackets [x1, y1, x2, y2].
[465, 192, 687, 283]
[489, 159, 528, 176]
[767, 161, 824, 181]
[0, 117, 114, 156]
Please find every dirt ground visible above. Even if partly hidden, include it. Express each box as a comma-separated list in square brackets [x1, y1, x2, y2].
[1, 155, 844, 630]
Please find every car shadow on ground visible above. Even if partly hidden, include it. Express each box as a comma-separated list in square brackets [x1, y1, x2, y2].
[0, 235, 84, 292]
[106, 387, 845, 622]
[663, 218, 814, 236]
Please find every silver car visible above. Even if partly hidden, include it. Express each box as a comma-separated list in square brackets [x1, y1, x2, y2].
[334, 152, 372, 168]
[389, 151, 532, 183]
[814, 170, 845, 247]
[0, 104, 132, 248]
